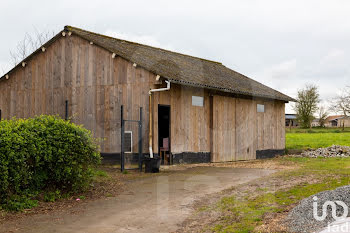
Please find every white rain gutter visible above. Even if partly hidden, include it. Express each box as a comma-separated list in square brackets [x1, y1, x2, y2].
[148, 80, 171, 158]
[149, 80, 171, 94]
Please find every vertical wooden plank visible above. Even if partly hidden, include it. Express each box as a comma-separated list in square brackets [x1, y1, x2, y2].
[211, 95, 236, 162]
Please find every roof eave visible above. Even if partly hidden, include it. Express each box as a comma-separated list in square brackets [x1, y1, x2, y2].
[168, 78, 295, 102]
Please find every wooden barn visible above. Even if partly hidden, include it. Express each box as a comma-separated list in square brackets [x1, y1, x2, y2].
[0, 26, 295, 164]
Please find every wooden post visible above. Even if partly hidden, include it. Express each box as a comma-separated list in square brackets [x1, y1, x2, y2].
[149, 93, 153, 157]
[65, 100, 69, 120]
[139, 107, 143, 172]
[121, 105, 125, 172]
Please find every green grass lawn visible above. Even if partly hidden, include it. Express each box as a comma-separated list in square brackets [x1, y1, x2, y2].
[286, 127, 350, 134]
[286, 127, 350, 150]
[209, 157, 350, 232]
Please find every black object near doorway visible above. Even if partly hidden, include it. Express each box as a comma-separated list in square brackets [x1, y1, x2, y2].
[158, 105, 171, 164]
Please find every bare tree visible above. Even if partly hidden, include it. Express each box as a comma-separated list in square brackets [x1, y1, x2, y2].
[9, 28, 55, 67]
[293, 84, 320, 128]
[330, 88, 350, 131]
[318, 106, 328, 127]
[330, 88, 350, 116]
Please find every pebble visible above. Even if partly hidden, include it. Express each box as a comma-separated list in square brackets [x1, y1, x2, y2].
[287, 186, 350, 233]
[297, 145, 350, 158]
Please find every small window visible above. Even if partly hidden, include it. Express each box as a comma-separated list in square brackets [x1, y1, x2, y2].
[124, 131, 132, 153]
[192, 96, 204, 107]
[257, 104, 265, 113]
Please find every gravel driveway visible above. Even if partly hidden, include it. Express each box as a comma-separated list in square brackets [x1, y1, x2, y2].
[0, 166, 274, 233]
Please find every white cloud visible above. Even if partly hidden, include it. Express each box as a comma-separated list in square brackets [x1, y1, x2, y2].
[105, 30, 163, 48]
[252, 59, 298, 100]
[317, 49, 348, 76]
[260, 59, 297, 80]
[103, 29, 196, 58]
[104, 30, 180, 52]
[321, 49, 345, 65]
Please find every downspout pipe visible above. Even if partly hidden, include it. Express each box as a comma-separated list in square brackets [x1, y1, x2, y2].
[148, 80, 171, 158]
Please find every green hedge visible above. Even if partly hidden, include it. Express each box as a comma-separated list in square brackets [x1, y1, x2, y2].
[0, 115, 100, 210]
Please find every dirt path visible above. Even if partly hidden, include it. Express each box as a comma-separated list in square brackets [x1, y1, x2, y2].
[1, 167, 275, 233]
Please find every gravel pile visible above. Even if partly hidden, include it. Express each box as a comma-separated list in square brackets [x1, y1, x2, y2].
[300, 145, 350, 158]
[286, 185, 350, 233]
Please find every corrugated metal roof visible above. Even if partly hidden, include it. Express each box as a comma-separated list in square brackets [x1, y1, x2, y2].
[285, 114, 297, 120]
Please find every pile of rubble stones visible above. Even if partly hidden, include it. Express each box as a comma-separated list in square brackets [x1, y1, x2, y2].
[299, 145, 350, 158]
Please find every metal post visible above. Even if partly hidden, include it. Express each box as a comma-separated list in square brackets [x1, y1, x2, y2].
[65, 100, 68, 120]
[0, 109, 2, 121]
[138, 107, 143, 172]
[121, 105, 125, 172]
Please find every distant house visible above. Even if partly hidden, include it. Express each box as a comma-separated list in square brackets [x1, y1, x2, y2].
[325, 116, 343, 127]
[311, 119, 320, 127]
[338, 116, 350, 128]
[285, 114, 298, 127]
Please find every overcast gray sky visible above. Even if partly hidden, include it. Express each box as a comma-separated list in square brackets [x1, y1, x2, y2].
[2, 0, 350, 113]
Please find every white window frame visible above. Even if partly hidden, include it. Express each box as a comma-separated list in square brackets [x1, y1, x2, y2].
[124, 131, 132, 153]
[257, 104, 265, 113]
[192, 96, 204, 107]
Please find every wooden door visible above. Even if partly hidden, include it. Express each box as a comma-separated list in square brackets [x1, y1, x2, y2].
[211, 95, 236, 162]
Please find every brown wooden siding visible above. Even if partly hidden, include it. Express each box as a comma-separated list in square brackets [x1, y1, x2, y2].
[212, 95, 236, 162]
[152, 85, 211, 154]
[0, 34, 155, 153]
[211, 95, 285, 162]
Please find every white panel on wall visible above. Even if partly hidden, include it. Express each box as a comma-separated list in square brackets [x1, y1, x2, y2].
[257, 104, 265, 113]
[192, 96, 204, 107]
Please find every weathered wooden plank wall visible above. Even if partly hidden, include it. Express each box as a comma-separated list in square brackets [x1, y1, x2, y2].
[152, 89, 285, 162]
[152, 84, 211, 154]
[256, 100, 285, 150]
[0, 34, 155, 153]
[235, 98, 257, 160]
[211, 95, 236, 162]
[211, 95, 285, 162]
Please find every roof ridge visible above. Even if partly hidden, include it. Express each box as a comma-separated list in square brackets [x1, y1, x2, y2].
[64, 25, 222, 65]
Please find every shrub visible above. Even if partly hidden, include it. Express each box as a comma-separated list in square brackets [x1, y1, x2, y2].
[44, 190, 61, 202]
[0, 115, 100, 210]
[2, 195, 39, 211]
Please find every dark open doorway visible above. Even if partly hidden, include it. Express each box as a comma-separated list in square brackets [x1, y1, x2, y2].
[158, 105, 171, 165]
